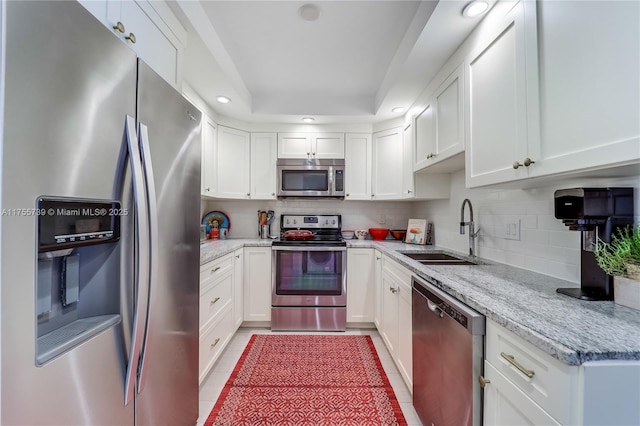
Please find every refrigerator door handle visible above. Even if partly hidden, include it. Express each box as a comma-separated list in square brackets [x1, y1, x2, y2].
[118, 115, 151, 406]
[135, 122, 159, 394]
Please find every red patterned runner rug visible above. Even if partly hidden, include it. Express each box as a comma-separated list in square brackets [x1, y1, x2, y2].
[204, 334, 407, 425]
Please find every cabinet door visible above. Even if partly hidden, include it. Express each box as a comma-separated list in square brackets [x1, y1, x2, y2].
[313, 134, 345, 159]
[344, 134, 372, 200]
[380, 270, 399, 356]
[465, 0, 539, 187]
[243, 247, 272, 322]
[533, 0, 639, 177]
[372, 127, 403, 200]
[414, 103, 436, 170]
[79, 0, 185, 89]
[250, 133, 277, 200]
[397, 280, 412, 391]
[277, 133, 312, 158]
[201, 115, 216, 196]
[373, 251, 383, 328]
[119, 1, 184, 88]
[483, 361, 561, 426]
[233, 249, 243, 330]
[401, 124, 414, 199]
[217, 126, 250, 199]
[434, 64, 464, 162]
[346, 249, 375, 323]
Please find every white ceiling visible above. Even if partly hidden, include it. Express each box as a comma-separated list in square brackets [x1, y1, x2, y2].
[169, 0, 493, 125]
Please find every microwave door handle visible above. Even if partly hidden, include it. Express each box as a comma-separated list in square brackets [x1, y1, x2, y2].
[328, 166, 334, 195]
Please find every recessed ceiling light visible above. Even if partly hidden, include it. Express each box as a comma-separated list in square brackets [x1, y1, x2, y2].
[216, 96, 231, 104]
[298, 4, 321, 22]
[302, 117, 315, 123]
[462, 1, 489, 18]
[392, 107, 405, 113]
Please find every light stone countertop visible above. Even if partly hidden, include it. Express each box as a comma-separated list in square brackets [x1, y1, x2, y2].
[200, 238, 640, 365]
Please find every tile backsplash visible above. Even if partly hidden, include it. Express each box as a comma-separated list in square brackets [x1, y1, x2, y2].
[201, 199, 414, 238]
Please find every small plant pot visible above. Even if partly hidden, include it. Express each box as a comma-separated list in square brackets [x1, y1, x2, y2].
[614, 275, 640, 311]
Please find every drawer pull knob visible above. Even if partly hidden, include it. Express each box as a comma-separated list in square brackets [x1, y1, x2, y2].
[113, 21, 125, 33]
[125, 33, 136, 44]
[211, 266, 221, 273]
[210, 297, 220, 306]
[500, 352, 535, 378]
[478, 376, 491, 389]
[210, 338, 220, 349]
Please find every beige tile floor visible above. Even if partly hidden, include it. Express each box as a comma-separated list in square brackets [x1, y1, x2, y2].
[196, 327, 422, 426]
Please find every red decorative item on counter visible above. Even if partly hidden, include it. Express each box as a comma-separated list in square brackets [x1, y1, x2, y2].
[368, 228, 389, 240]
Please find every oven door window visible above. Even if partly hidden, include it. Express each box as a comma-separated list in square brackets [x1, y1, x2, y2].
[281, 170, 328, 192]
[275, 250, 343, 295]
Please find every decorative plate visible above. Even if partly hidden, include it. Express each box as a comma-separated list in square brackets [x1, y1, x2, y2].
[202, 211, 231, 230]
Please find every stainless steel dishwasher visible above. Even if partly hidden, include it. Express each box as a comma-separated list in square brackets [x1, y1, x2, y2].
[412, 275, 485, 426]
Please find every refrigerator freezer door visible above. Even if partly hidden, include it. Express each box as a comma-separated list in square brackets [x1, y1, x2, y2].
[134, 60, 201, 426]
[1, 1, 136, 425]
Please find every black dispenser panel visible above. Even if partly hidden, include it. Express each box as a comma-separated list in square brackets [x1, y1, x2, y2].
[37, 197, 121, 252]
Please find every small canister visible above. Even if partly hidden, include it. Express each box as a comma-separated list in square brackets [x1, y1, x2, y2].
[261, 224, 269, 239]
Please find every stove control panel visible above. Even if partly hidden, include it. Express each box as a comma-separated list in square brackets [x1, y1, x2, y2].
[281, 214, 341, 229]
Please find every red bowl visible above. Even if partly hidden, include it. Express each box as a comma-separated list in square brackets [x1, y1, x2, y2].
[368, 228, 389, 240]
[390, 230, 407, 240]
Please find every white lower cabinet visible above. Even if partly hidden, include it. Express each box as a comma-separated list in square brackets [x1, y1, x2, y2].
[243, 247, 272, 322]
[232, 249, 243, 329]
[483, 319, 640, 426]
[377, 255, 412, 390]
[346, 248, 375, 323]
[199, 253, 235, 383]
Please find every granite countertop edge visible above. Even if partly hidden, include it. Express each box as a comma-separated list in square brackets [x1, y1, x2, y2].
[200, 238, 640, 365]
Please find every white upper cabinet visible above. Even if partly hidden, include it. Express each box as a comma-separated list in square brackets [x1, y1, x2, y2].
[401, 124, 415, 199]
[216, 126, 250, 199]
[372, 127, 403, 200]
[250, 133, 277, 200]
[533, 0, 640, 177]
[465, 0, 540, 187]
[415, 64, 465, 172]
[201, 115, 217, 197]
[344, 134, 372, 200]
[277, 133, 345, 159]
[78, 0, 186, 89]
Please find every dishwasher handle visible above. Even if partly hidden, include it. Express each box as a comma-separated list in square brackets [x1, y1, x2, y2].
[427, 299, 444, 318]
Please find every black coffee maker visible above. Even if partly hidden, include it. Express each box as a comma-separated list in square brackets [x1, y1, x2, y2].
[554, 187, 634, 300]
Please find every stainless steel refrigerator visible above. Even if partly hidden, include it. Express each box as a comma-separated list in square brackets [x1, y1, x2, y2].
[1, 1, 201, 424]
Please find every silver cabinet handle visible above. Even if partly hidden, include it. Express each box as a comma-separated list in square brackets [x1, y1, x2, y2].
[478, 376, 491, 389]
[125, 33, 136, 44]
[210, 338, 220, 349]
[204, 187, 210, 192]
[426, 153, 436, 159]
[211, 266, 221, 273]
[512, 158, 535, 169]
[389, 286, 398, 294]
[113, 21, 125, 33]
[235, 254, 241, 259]
[407, 189, 412, 194]
[210, 297, 220, 306]
[500, 352, 535, 378]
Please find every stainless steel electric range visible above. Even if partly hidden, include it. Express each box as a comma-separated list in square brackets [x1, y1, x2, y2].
[271, 214, 346, 331]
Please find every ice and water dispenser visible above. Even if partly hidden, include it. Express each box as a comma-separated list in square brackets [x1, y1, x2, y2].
[36, 197, 122, 365]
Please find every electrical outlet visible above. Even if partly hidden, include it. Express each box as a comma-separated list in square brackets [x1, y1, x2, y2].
[378, 214, 386, 225]
[505, 220, 521, 240]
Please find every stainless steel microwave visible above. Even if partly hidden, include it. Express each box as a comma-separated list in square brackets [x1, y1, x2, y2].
[276, 158, 345, 198]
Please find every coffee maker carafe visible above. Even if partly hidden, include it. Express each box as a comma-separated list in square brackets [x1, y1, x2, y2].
[554, 187, 634, 300]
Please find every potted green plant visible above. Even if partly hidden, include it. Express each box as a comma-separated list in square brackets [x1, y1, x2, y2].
[595, 224, 640, 309]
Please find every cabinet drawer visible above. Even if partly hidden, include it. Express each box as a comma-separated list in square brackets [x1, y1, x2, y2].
[199, 269, 233, 330]
[486, 320, 577, 424]
[382, 255, 412, 284]
[484, 361, 560, 426]
[200, 254, 234, 288]
[199, 304, 233, 383]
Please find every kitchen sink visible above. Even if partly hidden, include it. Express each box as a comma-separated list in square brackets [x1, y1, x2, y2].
[399, 252, 476, 265]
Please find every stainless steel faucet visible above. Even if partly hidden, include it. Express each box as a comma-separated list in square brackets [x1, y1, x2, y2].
[460, 198, 480, 257]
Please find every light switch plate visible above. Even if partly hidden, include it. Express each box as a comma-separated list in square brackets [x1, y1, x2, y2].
[505, 219, 521, 240]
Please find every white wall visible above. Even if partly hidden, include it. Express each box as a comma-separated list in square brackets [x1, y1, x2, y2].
[201, 199, 414, 238]
[413, 170, 640, 283]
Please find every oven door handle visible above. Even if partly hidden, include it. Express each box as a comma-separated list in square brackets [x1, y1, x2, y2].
[272, 245, 346, 252]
